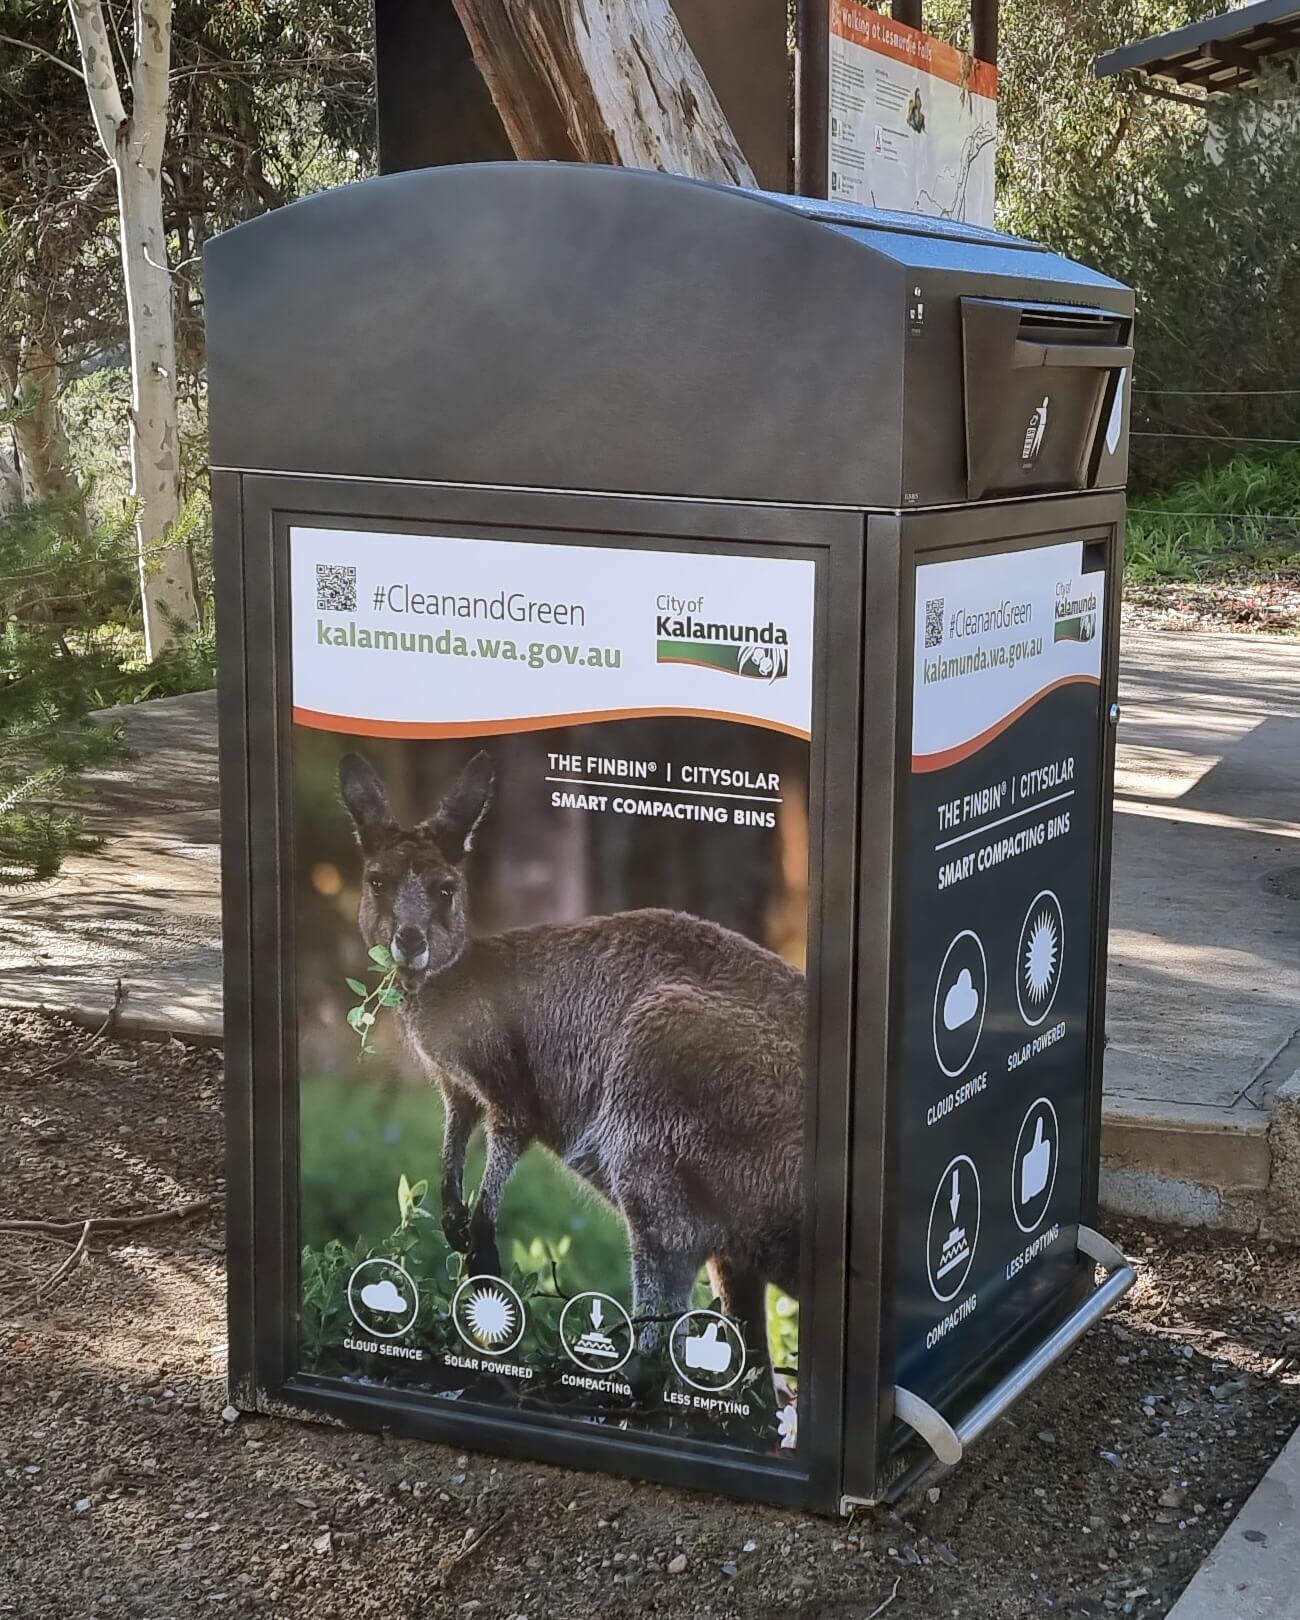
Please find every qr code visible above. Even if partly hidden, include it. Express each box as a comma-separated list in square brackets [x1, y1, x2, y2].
[924, 598, 944, 649]
[316, 562, 356, 613]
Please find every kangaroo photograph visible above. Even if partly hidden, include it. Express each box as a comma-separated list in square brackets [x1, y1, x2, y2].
[292, 719, 812, 1457]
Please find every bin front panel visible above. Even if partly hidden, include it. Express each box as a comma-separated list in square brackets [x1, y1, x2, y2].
[892, 533, 1108, 1414]
[287, 520, 819, 1468]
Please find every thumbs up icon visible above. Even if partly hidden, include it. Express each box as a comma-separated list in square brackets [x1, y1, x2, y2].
[1021, 1116, 1053, 1203]
[683, 1321, 733, 1375]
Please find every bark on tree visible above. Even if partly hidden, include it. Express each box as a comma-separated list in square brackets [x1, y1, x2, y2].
[0, 334, 86, 523]
[0, 451, 19, 514]
[0, 358, 21, 515]
[450, 0, 756, 185]
[67, 0, 195, 659]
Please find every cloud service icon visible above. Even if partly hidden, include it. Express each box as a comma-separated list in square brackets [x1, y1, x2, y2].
[933, 930, 987, 1079]
[346, 1259, 418, 1339]
[360, 1278, 407, 1314]
[943, 966, 980, 1031]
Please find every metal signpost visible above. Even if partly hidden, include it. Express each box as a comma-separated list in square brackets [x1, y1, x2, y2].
[210, 163, 1136, 1510]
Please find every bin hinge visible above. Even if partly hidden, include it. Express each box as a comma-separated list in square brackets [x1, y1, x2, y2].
[891, 1225, 1137, 1473]
[892, 1386, 963, 1466]
[1077, 1223, 1127, 1272]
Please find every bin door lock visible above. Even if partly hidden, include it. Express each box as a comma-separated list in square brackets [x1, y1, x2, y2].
[1108, 702, 1121, 728]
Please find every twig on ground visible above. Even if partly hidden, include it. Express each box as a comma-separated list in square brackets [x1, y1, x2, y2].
[37, 1220, 91, 1297]
[0, 1196, 219, 1238]
[28, 981, 127, 1080]
[865, 1574, 902, 1619]
[439, 1513, 513, 1583]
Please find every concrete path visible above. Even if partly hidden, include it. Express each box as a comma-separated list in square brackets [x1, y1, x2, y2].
[1102, 626, 1300, 1230]
[2, 627, 1299, 1226]
[1165, 1422, 1300, 1619]
[0, 690, 222, 1039]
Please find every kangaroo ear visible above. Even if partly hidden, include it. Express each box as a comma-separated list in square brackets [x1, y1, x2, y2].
[339, 753, 398, 853]
[423, 751, 494, 863]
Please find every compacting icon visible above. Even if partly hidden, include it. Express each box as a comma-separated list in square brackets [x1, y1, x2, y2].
[669, 1310, 747, 1393]
[346, 1257, 419, 1339]
[559, 1291, 634, 1374]
[452, 1274, 527, 1357]
[926, 1154, 980, 1302]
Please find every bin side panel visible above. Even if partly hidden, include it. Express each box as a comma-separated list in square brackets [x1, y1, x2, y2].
[880, 509, 1119, 1471]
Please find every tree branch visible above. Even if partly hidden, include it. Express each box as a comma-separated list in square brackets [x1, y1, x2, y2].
[66, 0, 129, 156]
[0, 31, 85, 82]
[0, 1197, 219, 1237]
[36, 1219, 91, 1296]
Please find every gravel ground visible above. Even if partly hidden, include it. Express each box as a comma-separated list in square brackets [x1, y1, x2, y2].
[3, 1011, 1300, 1620]
[1124, 579, 1300, 635]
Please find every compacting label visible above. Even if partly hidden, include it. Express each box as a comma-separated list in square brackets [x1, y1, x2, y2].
[290, 525, 816, 1460]
[894, 539, 1104, 1410]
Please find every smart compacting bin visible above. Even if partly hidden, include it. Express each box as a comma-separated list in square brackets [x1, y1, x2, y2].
[210, 163, 1137, 1512]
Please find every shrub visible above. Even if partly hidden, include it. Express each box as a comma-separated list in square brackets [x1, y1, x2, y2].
[1126, 449, 1300, 584]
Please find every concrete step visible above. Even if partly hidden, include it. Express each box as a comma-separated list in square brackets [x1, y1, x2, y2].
[1100, 1095, 1272, 1234]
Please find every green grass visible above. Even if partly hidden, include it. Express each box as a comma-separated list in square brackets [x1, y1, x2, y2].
[1126, 450, 1300, 585]
[300, 1071, 632, 1293]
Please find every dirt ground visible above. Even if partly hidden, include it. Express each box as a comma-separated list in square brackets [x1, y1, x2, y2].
[1124, 579, 1300, 635]
[3, 1012, 1300, 1620]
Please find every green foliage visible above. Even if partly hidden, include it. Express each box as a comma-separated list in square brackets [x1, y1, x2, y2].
[299, 1072, 632, 1289]
[0, 4, 374, 375]
[0, 503, 121, 883]
[1070, 65, 1300, 488]
[974, 0, 1215, 248]
[345, 946, 407, 1053]
[58, 368, 220, 684]
[924, 5, 1299, 489]
[1126, 450, 1300, 583]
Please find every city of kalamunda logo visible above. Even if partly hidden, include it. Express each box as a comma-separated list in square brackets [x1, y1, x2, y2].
[1053, 581, 1099, 644]
[655, 616, 790, 681]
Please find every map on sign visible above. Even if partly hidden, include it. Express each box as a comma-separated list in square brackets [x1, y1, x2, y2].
[828, 0, 998, 226]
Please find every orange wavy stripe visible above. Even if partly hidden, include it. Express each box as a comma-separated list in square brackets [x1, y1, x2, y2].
[831, 0, 999, 93]
[912, 674, 1100, 773]
[293, 705, 811, 741]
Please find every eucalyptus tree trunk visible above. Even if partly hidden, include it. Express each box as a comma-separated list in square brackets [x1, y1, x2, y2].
[0, 434, 21, 515]
[0, 333, 86, 527]
[68, 0, 195, 658]
[0, 351, 27, 515]
[450, 0, 756, 185]
[0, 364, 20, 515]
